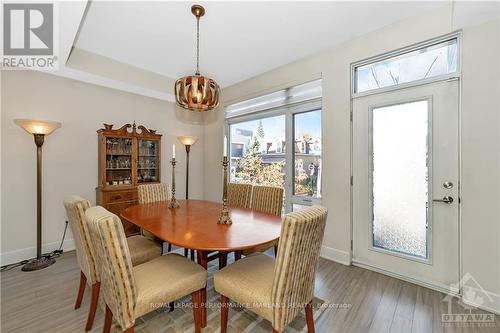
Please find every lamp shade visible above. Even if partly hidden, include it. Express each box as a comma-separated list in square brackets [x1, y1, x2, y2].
[175, 75, 220, 112]
[14, 119, 61, 135]
[177, 136, 199, 146]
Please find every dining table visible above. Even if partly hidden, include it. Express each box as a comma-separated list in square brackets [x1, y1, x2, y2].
[120, 199, 283, 327]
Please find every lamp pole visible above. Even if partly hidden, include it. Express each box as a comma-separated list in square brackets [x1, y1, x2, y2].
[35, 134, 45, 262]
[177, 136, 198, 200]
[185, 144, 191, 200]
[22, 133, 56, 271]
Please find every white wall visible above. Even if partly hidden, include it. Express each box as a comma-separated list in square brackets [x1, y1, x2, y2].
[460, 19, 500, 314]
[1, 70, 205, 265]
[204, 5, 500, 313]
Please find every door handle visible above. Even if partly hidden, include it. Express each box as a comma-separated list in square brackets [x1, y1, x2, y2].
[433, 196, 454, 204]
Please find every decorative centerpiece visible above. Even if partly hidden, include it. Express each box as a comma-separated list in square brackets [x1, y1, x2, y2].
[218, 136, 232, 224]
[169, 144, 180, 208]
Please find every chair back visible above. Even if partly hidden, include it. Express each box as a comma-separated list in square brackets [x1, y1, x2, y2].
[227, 183, 252, 209]
[137, 183, 171, 204]
[85, 206, 137, 330]
[63, 195, 98, 284]
[271, 205, 328, 331]
[251, 185, 284, 216]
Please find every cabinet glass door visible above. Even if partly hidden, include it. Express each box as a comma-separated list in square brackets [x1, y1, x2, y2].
[106, 137, 132, 186]
[137, 139, 159, 183]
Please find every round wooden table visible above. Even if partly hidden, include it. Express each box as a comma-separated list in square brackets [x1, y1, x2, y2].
[121, 199, 283, 327]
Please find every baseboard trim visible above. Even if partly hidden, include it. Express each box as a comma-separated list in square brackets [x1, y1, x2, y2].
[320, 246, 351, 266]
[462, 285, 500, 315]
[0, 239, 75, 266]
[353, 259, 500, 315]
[352, 258, 460, 296]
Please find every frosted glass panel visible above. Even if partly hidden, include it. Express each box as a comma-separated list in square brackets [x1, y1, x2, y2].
[355, 39, 458, 93]
[372, 100, 429, 258]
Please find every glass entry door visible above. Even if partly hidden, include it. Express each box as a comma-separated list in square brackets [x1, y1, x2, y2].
[352, 80, 459, 290]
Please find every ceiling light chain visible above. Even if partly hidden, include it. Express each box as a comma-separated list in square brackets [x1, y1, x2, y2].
[196, 14, 200, 75]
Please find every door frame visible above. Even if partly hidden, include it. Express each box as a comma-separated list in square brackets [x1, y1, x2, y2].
[349, 31, 463, 294]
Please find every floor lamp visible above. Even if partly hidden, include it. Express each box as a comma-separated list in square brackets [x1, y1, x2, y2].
[15, 119, 61, 271]
[177, 136, 198, 200]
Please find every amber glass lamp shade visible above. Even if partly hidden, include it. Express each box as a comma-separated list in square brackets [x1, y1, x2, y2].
[177, 136, 199, 146]
[14, 119, 61, 135]
[175, 74, 220, 112]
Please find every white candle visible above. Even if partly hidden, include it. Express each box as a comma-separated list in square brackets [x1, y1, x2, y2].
[223, 136, 227, 157]
[172, 143, 175, 159]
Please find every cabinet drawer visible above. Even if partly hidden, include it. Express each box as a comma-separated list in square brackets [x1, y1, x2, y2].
[106, 201, 140, 236]
[106, 200, 138, 215]
[104, 190, 138, 204]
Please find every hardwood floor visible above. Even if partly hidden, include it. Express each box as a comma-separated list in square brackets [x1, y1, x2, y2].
[1, 251, 498, 332]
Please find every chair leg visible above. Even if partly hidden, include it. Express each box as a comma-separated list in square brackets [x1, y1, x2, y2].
[220, 295, 229, 333]
[123, 327, 134, 333]
[75, 271, 87, 309]
[219, 252, 228, 269]
[184, 248, 189, 257]
[196, 250, 208, 328]
[167, 243, 172, 252]
[169, 301, 174, 312]
[274, 244, 278, 257]
[103, 305, 113, 333]
[192, 290, 201, 333]
[85, 282, 100, 331]
[190, 249, 195, 261]
[305, 301, 315, 333]
[234, 251, 242, 261]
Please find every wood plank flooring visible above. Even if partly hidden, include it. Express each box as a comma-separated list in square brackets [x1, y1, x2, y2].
[1, 251, 498, 332]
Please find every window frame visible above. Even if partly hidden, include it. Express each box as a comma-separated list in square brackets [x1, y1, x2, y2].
[351, 32, 461, 98]
[225, 98, 322, 213]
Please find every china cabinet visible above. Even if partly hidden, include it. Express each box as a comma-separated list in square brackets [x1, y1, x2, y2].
[96, 123, 162, 235]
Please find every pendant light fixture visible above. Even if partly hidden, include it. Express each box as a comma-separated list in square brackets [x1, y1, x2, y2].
[175, 5, 220, 112]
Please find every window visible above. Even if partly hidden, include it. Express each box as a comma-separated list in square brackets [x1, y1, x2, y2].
[354, 38, 458, 94]
[229, 115, 286, 188]
[226, 79, 322, 212]
[294, 110, 322, 198]
[371, 100, 429, 259]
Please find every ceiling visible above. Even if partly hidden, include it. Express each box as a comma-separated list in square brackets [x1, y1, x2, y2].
[74, 1, 447, 89]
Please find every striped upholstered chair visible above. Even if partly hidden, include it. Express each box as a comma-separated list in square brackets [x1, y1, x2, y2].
[137, 183, 171, 204]
[227, 183, 252, 209]
[63, 195, 162, 331]
[214, 205, 328, 333]
[137, 183, 193, 257]
[85, 206, 207, 333]
[239, 185, 284, 257]
[251, 185, 284, 216]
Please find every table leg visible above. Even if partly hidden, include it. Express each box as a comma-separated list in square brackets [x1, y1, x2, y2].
[219, 251, 227, 269]
[196, 250, 208, 328]
[235, 251, 242, 261]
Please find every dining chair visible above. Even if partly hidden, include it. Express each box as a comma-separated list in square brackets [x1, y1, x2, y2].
[239, 185, 284, 258]
[137, 183, 170, 243]
[214, 205, 328, 333]
[85, 206, 207, 333]
[63, 195, 162, 331]
[137, 183, 193, 257]
[227, 183, 252, 208]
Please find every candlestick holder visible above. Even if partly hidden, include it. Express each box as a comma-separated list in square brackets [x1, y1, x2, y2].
[169, 158, 180, 208]
[218, 156, 232, 224]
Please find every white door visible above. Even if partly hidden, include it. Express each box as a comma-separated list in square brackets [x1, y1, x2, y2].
[352, 80, 460, 291]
